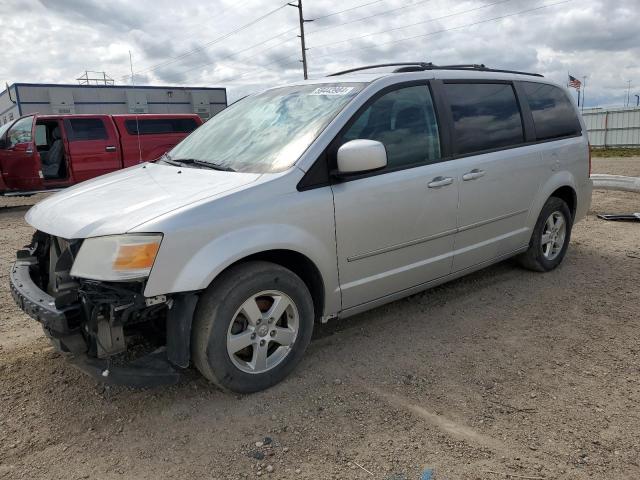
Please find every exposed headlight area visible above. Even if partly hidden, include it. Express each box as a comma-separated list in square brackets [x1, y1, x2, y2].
[70, 234, 163, 281]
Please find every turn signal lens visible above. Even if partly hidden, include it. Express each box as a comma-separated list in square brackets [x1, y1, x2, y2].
[113, 242, 160, 270]
[70, 234, 163, 281]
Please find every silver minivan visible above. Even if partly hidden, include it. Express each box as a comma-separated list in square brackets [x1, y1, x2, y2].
[10, 63, 592, 392]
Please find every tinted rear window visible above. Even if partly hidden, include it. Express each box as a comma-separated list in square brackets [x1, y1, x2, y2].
[444, 83, 524, 155]
[522, 82, 581, 140]
[124, 118, 198, 135]
[67, 118, 108, 141]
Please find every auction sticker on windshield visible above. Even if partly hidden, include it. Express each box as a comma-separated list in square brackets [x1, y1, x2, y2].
[310, 86, 355, 96]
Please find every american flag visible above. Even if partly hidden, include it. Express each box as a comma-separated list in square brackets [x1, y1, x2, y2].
[568, 75, 582, 90]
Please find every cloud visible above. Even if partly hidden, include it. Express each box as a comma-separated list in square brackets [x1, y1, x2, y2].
[0, 0, 638, 106]
[38, 0, 145, 31]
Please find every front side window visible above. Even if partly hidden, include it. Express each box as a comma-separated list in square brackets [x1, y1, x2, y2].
[168, 83, 365, 173]
[445, 83, 524, 155]
[522, 82, 581, 140]
[6, 116, 33, 148]
[342, 85, 441, 169]
[35, 125, 48, 146]
[67, 118, 108, 141]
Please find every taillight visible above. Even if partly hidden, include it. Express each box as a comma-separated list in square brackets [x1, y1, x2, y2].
[588, 142, 592, 176]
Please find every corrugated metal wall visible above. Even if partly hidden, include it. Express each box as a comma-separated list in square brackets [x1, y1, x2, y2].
[3, 83, 227, 122]
[583, 107, 640, 147]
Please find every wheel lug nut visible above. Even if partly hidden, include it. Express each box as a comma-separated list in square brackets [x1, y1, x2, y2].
[251, 333, 256, 340]
[268, 317, 274, 323]
[270, 330, 275, 337]
[260, 340, 266, 346]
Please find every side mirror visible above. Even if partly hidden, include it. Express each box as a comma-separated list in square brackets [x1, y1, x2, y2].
[336, 139, 387, 175]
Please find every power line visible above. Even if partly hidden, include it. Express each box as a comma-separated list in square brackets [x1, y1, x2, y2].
[218, 58, 303, 85]
[177, 28, 299, 78]
[135, 0, 389, 84]
[309, 0, 384, 21]
[306, 0, 434, 36]
[308, 0, 573, 68]
[162, 0, 570, 89]
[310, 0, 515, 50]
[122, 3, 290, 80]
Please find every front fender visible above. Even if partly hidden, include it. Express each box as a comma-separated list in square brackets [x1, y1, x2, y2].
[145, 222, 341, 316]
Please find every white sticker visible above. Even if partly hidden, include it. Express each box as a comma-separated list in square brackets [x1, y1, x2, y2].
[310, 86, 355, 96]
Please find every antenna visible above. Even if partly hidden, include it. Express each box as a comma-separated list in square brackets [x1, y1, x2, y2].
[129, 51, 143, 164]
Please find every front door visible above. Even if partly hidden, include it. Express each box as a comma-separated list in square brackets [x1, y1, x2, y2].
[331, 84, 458, 309]
[0, 115, 43, 192]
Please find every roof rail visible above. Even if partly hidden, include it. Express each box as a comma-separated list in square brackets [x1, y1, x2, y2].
[327, 63, 434, 76]
[328, 62, 543, 78]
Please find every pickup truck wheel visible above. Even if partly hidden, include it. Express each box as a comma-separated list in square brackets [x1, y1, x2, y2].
[192, 261, 314, 393]
[517, 196, 573, 272]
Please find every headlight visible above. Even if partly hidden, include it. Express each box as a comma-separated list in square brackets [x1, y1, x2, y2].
[70, 234, 162, 281]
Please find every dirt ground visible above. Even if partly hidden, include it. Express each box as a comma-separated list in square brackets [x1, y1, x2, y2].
[0, 158, 639, 480]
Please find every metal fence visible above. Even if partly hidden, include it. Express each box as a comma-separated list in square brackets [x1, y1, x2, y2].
[582, 107, 640, 148]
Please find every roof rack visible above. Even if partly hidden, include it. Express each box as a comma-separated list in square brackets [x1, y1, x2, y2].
[328, 62, 543, 78]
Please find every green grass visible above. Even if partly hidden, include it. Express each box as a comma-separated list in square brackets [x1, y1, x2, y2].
[591, 148, 640, 158]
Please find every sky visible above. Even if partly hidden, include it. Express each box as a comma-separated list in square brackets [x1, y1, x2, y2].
[0, 0, 638, 106]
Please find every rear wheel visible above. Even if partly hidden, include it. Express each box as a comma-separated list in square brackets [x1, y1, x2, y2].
[192, 261, 314, 393]
[517, 197, 573, 272]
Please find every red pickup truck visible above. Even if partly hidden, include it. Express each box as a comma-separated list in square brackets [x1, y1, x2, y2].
[0, 113, 202, 195]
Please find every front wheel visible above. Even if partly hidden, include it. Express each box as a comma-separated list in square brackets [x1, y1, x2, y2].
[191, 261, 314, 393]
[517, 196, 573, 272]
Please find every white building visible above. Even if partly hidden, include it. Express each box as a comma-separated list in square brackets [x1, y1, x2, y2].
[0, 83, 227, 125]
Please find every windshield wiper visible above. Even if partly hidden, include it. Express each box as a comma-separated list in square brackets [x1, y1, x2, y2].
[160, 155, 236, 172]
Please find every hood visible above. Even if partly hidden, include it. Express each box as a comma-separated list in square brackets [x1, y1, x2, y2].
[26, 163, 261, 238]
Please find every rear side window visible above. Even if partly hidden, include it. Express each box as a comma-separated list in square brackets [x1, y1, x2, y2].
[521, 82, 581, 140]
[67, 118, 108, 141]
[444, 83, 524, 155]
[124, 118, 199, 135]
[342, 85, 441, 169]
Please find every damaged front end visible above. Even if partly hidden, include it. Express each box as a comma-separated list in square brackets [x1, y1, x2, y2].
[10, 231, 198, 387]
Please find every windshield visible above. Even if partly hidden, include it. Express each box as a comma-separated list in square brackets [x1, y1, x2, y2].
[0, 121, 12, 139]
[167, 83, 365, 173]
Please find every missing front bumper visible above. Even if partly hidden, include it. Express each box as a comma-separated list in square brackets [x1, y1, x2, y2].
[10, 259, 82, 339]
[10, 254, 198, 387]
[69, 348, 182, 388]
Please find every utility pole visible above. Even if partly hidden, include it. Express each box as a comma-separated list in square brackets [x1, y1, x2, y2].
[626, 80, 631, 107]
[289, 0, 312, 80]
[581, 75, 587, 112]
[635, 94, 639, 107]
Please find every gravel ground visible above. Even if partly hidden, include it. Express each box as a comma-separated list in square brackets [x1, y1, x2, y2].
[0, 158, 639, 480]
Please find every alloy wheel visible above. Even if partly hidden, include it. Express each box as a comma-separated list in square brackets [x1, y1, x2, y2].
[226, 290, 299, 374]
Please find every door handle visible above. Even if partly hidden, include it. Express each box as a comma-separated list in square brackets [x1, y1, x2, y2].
[105, 146, 116, 152]
[427, 176, 454, 188]
[462, 169, 485, 181]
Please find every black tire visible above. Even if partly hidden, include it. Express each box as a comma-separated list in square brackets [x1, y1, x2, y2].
[191, 261, 314, 393]
[517, 196, 573, 272]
